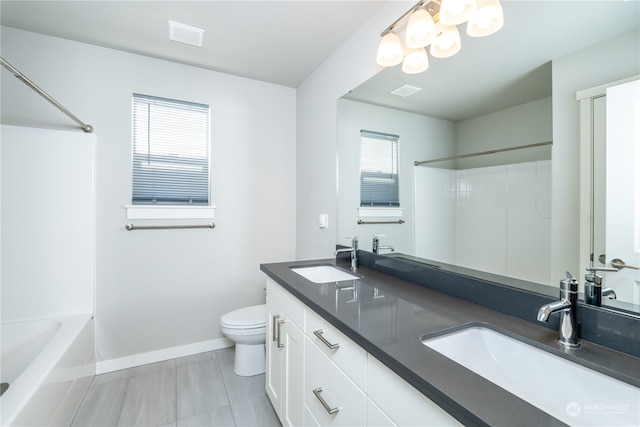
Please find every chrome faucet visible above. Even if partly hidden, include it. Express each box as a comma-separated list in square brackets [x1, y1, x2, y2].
[584, 267, 618, 306]
[334, 236, 358, 270]
[537, 272, 580, 348]
[372, 234, 395, 254]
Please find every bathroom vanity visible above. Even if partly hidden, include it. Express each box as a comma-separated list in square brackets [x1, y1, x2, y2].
[261, 259, 640, 426]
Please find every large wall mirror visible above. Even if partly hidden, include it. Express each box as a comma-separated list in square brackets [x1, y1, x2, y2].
[337, 1, 639, 314]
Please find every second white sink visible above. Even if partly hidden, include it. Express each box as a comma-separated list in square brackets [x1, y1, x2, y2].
[290, 265, 358, 283]
[422, 325, 640, 426]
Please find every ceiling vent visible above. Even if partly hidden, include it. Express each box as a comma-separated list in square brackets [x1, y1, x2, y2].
[168, 20, 205, 47]
[390, 84, 422, 97]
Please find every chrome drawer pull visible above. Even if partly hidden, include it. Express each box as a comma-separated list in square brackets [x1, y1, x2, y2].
[312, 387, 339, 415]
[271, 314, 280, 342]
[313, 329, 340, 350]
[276, 319, 285, 348]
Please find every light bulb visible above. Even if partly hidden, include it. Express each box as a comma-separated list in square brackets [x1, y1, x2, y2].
[467, 0, 503, 37]
[376, 32, 403, 66]
[405, 8, 436, 48]
[402, 48, 429, 74]
[440, 0, 478, 26]
[430, 25, 461, 58]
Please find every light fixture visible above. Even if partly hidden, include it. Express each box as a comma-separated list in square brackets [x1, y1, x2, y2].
[376, 0, 504, 74]
[405, 7, 436, 48]
[439, 0, 477, 26]
[376, 31, 403, 67]
[402, 48, 429, 74]
[430, 23, 461, 58]
[467, 0, 504, 37]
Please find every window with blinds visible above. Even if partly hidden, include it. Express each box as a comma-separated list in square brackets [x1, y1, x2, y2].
[132, 94, 210, 205]
[360, 130, 400, 207]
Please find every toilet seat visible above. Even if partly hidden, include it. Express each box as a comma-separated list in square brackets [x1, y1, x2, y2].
[220, 304, 266, 330]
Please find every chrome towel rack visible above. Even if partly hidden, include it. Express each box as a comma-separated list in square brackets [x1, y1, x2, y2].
[358, 219, 405, 225]
[126, 223, 215, 231]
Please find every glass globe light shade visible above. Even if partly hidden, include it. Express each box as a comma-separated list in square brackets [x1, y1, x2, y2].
[467, 0, 504, 37]
[376, 32, 403, 66]
[402, 48, 429, 74]
[405, 8, 437, 48]
[430, 25, 461, 58]
[440, 0, 478, 26]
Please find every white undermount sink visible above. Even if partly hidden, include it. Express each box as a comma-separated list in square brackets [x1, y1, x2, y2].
[422, 325, 640, 426]
[290, 265, 359, 283]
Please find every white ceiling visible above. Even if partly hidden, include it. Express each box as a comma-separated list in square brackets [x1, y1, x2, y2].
[1, 1, 638, 121]
[0, 0, 386, 88]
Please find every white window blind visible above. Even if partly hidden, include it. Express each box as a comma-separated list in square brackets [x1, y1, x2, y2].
[360, 130, 400, 207]
[132, 94, 210, 205]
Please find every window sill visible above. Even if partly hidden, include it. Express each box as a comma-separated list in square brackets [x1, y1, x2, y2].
[358, 207, 403, 218]
[125, 205, 216, 220]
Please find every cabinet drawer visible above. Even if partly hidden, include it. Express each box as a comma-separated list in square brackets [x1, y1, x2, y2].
[267, 277, 304, 329]
[366, 397, 396, 427]
[367, 355, 461, 426]
[305, 336, 366, 427]
[305, 307, 367, 390]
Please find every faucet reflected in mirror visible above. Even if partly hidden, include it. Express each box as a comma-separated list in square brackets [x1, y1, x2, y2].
[372, 235, 395, 254]
[334, 236, 359, 270]
[337, 2, 639, 316]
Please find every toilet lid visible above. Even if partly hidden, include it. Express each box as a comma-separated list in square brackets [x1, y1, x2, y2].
[221, 304, 266, 329]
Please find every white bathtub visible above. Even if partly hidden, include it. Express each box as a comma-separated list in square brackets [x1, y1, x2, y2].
[1, 314, 95, 426]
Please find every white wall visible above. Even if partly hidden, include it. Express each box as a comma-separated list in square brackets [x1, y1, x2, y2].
[337, 99, 455, 254]
[1, 27, 296, 370]
[551, 30, 639, 281]
[1, 125, 95, 321]
[296, 1, 413, 260]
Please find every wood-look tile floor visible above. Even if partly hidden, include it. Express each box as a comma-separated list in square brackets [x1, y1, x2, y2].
[71, 347, 281, 427]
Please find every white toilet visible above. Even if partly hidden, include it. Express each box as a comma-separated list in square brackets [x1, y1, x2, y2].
[220, 304, 267, 376]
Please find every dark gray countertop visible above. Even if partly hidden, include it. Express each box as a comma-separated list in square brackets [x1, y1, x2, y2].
[260, 259, 640, 427]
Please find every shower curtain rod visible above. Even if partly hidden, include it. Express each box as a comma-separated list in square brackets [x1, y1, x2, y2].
[1, 57, 94, 133]
[414, 141, 552, 166]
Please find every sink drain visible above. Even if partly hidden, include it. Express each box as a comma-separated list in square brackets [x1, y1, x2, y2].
[0, 382, 9, 397]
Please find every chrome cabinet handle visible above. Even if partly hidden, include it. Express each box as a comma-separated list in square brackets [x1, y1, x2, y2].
[271, 314, 280, 342]
[313, 329, 340, 350]
[276, 319, 285, 348]
[312, 387, 339, 415]
[611, 258, 640, 270]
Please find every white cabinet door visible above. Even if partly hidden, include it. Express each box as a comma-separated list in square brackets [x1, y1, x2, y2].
[266, 281, 305, 427]
[305, 336, 366, 426]
[281, 320, 304, 427]
[367, 355, 461, 426]
[366, 397, 397, 427]
[266, 297, 284, 420]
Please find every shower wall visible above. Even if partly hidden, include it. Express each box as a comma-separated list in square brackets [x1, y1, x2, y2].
[1, 125, 95, 322]
[415, 160, 552, 284]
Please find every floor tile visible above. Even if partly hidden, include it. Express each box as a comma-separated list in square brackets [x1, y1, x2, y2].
[177, 359, 229, 419]
[71, 379, 128, 427]
[230, 395, 280, 427]
[92, 368, 132, 386]
[177, 406, 235, 427]
[129, 359, 176, 377]
[118, 368, 177, 426]
[73, 347, 279, 427]
[176, 350, 217, 367]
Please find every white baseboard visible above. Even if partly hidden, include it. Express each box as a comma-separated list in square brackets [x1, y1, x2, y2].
[96, 337, 234, 374]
